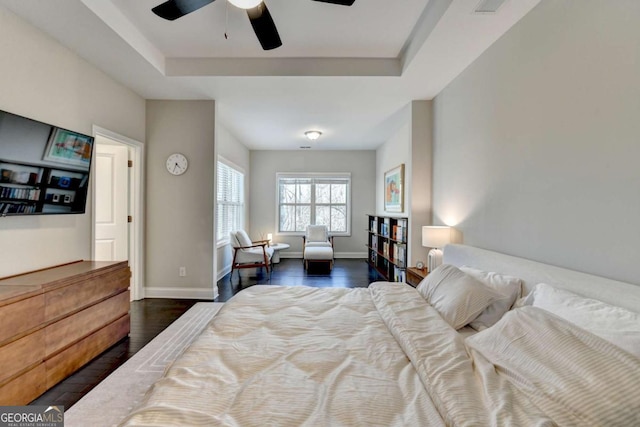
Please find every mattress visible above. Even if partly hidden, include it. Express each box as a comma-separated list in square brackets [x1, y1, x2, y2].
[120, 283, 640, 426]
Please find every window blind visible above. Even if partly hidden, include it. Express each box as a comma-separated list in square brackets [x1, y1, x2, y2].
[217, 160, 244, 244]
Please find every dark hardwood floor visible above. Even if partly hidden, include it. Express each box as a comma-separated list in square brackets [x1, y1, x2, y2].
[218, 257, 381, 301]
[31, 258, 381, 410]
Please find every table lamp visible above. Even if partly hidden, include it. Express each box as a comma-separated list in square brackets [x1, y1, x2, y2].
[422, 226, 451, 272]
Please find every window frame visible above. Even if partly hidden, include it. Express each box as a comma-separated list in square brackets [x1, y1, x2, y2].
[216, 156, 245, 248]
[275, 172, 351, 237]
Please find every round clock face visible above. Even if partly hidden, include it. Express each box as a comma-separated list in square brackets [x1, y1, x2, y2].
[416, 261, 425, 269]
[166, 153, 188, 176]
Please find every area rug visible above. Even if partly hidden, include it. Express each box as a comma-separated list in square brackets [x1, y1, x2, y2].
[65, 302, 224, 427]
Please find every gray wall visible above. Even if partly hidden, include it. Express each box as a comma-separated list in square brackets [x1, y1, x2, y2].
[146, 100, 216, 298]
[215, 124, 250, 280]
[250, 150, 375, 257]
[0, 7, 145, 277]
[432, 0, 640, 285]
[376, 101, 433, 265]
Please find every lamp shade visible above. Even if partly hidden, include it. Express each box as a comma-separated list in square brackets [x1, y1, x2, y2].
[422, 226, 451, 248]
[228, 0, 262, 9]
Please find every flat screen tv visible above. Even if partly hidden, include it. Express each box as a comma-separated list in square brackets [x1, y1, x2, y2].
[0, 109, 94, 217]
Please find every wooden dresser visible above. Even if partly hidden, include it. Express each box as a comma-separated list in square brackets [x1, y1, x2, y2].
[0, 261, 130, 405]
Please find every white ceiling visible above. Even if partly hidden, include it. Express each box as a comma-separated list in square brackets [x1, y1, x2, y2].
[0, 0, 541, 150]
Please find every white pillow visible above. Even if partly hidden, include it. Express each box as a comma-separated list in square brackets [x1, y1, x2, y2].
[236, 230, 253, 247]
[417, 264, 504, 330]
[523, 283, 640, 357]
[461, 266, 522, 331]
[306, 225, 328, 242]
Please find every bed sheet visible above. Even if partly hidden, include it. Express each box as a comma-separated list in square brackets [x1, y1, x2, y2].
[119, 283, 640, 426]
[120, 284, 447, 426]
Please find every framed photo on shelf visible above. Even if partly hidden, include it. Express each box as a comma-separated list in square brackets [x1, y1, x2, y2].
[384, 164, 404, 213]
[43, 128, 93, 169]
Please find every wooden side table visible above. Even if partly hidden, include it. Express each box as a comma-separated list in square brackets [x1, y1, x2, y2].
[406, 267, 428, 287]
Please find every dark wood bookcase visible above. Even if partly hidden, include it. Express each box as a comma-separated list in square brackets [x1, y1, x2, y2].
[366, 214, 408, 282]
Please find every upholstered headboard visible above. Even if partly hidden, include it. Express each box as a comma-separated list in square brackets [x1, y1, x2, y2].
[443, 244, 640, 313]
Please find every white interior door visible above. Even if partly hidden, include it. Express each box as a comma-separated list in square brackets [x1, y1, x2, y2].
[94, 143, 129, 261]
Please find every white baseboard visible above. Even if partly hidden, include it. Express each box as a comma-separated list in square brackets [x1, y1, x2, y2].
[280, 252, 303, 258]
[335, 252, 368, 259]
[144, 286, 219, 300]
[281, 252, 367, 259]
[217, 265, 232, 281]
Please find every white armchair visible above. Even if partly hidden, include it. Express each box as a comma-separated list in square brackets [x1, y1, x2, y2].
[230, 230, 274, 278]
[302, 225, 334, 270]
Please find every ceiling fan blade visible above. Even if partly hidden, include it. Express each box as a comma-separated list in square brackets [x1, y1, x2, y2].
[247, 2, 282, 51]
[311, 0, 355, 5]
[152, 0, 216, 21]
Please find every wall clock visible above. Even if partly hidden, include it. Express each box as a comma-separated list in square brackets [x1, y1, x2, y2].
[166, 153, 188, 176]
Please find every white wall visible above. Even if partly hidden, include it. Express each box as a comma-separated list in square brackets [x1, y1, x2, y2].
[376, 110, 411, 216]
[432, 0, 640, 285]
[408, 101, 433, 266]
[250, 150, 375, 257]
[375, 101, 433, 265]
[0, 7, 145, 277]
[145, 100, 216, 299]
[215, 124, 250, 280]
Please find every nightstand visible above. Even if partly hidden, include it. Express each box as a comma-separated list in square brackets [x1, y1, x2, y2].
[406, 267, 428, 287]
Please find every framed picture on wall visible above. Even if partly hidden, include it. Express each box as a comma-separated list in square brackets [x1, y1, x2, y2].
[43, 127, 93, 169]
[384, 164, 404, 213]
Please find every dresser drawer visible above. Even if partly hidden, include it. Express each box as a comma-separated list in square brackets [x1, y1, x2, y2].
[0, 294, 44, 344]
[45, 290, 129, 357]
[46, 314, 130, 388]
[45, 267, 130, 321]
[0, 330, 44, 384]
[0, 364, 46, 406]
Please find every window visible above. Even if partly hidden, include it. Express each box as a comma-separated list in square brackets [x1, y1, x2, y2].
[217, 158, 244, 245]
[277, 173, 351, 235]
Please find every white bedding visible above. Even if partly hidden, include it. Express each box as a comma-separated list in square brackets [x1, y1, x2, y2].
[120, 283, 640, 426]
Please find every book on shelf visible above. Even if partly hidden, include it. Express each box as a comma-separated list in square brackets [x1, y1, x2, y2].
[392, 265, 407, 282]
[392, 245, 406, 264]
[396, 219, 408, 242]
[0, 187, 40, 201]
[381, 218, 390, 237]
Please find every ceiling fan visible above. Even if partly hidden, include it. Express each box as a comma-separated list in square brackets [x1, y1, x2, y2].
[152, 0, 356, 51]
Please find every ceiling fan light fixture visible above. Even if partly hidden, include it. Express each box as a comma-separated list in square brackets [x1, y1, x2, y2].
[305, 130, 322, 141]
[228, 0, 263, 9]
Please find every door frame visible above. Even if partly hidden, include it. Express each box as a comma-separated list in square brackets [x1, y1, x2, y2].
[91, 125, 145, 301]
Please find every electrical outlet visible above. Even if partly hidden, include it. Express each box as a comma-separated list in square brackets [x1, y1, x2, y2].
[179, 267, 186, 277]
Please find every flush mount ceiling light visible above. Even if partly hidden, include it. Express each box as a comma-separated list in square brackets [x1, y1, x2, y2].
[227, 0, 262, 9]
[304, 130, 322, 141]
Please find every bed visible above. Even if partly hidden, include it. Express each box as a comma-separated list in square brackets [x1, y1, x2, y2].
[120, 245, 640, 426]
